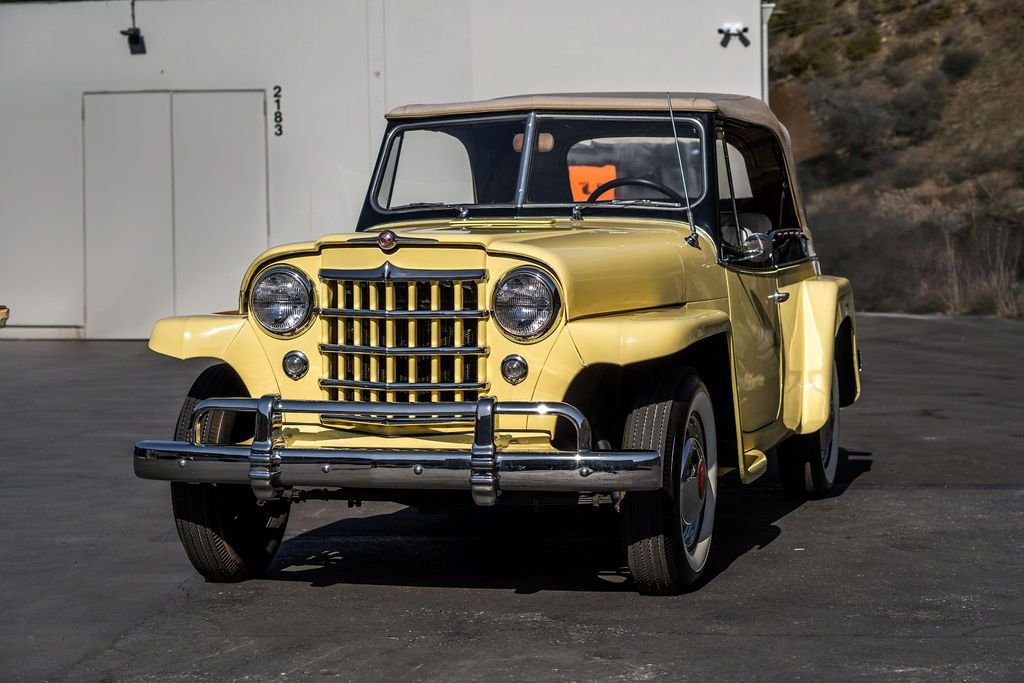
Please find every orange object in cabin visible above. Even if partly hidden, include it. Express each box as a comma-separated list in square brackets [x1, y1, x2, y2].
[569, 165, 617, 202]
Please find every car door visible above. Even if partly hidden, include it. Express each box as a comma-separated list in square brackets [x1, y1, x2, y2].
[725, 264, 783, 432]
[717, 129, 785, 432]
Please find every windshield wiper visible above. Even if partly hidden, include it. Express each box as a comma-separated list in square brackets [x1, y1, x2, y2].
[395, 202, 469, 218]
[571, 199, 682, 220]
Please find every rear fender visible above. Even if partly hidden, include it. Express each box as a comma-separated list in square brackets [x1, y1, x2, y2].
[777, 277, 857, 434]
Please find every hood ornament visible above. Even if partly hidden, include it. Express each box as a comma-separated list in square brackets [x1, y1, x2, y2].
[377, 230, 397, 252]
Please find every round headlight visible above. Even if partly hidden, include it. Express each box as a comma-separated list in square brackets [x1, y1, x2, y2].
[492, 268, 560, 341]
[250, 267, 313, 335]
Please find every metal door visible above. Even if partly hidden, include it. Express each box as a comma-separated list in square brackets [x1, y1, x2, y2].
[84, 93, 174, 339]
[83, 90, 268, 338]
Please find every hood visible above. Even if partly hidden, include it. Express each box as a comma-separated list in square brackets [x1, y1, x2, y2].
[246, 218, 706, 319]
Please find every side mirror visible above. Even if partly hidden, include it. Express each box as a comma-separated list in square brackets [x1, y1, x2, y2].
[741, 232, 773, 264]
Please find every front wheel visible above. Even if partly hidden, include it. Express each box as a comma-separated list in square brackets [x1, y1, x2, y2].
[777, 363, 841, 499]
[170, 364, 290, 582]
[620, 368, 718, 595]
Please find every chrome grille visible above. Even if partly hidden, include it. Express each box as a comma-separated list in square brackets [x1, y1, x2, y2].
[319, 264, 488, 403]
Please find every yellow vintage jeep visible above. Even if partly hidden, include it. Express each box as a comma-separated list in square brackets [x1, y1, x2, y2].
[135, 93, 860, 594]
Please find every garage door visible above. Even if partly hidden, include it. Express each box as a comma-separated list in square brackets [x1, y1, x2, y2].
[84, 91, 268, 339]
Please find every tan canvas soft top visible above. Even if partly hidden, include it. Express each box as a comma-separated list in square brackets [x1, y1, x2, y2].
[386, 92, 787, 142]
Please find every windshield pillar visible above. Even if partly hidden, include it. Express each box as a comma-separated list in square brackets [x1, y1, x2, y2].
[513, 112, 538, 208]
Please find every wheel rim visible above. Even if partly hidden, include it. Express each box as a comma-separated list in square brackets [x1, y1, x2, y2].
[819, 366, 841, 482]
[676, 392, 717, 570]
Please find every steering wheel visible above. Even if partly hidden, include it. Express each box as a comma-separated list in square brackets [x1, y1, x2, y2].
[585, 177, 687, 204]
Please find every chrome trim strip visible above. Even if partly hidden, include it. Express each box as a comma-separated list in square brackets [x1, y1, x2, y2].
[318, 308, 488, 320]
[321, 414, 474, 426]
[319, 379, 489, 391]
[320, 262, 486, 283]
[345, 235, 439, 246]
[320, 343, 488, 357]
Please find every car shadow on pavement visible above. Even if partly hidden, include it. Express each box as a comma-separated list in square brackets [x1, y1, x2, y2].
[267, 505, 633, 593]
[265, 447, 872, 594]
[699, 446, 873, 586]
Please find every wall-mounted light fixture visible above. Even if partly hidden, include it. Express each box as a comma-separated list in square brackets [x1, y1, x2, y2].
[120, 0, 146, 55]
[718, 23, 750, 48]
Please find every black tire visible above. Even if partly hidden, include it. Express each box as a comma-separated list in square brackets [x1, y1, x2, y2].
[170, 364, 290, 582]
[620, 368, 718, 595]
[777, 363, 841, 500]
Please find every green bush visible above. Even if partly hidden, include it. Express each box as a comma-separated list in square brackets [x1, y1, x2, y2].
[844, 29, 882, 61]
[902, 0, 957, 33]
[922, 0, 957, 26]
[940, 47, 982, 80]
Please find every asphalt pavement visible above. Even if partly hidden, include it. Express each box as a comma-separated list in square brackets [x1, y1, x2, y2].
[1, 314, 1022, 681]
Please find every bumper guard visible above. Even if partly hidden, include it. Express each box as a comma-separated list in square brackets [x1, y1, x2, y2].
[134, 396, 662, 506]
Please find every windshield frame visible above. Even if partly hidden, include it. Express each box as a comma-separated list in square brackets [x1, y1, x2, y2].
[357, 110, 712, 230]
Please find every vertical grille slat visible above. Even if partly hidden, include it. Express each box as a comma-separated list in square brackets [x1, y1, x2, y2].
[453, 284, 465, 402]
[352, 282, 363, 401]
[319, 266, 488, 404]
[429, 282, 441, 403]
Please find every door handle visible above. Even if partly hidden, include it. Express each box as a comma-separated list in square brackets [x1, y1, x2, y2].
[767, 291, 790, 304]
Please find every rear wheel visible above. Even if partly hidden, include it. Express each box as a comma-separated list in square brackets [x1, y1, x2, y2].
[170, 364, 290, 582]
[777, 363, 841, 499]
[620, 368, 717, 595]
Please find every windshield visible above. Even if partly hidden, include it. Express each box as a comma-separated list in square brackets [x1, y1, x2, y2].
[372, 114, 704, 214]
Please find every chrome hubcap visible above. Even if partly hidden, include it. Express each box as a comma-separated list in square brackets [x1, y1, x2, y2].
[680, 438, 706, 526]
[679, 414, 707, 550]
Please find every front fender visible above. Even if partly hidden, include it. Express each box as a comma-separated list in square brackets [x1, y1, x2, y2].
[778, 276, 855, 434]
[566, 308, 731, 366]
[148, 315, 280, 396]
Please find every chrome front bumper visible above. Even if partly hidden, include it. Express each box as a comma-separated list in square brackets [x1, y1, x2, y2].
[134, 396, 661, 506]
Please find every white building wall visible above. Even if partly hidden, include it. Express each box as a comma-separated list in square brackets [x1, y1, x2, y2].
[0, 0, 766, 338]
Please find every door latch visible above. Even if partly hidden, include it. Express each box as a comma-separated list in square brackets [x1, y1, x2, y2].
[767, 291, 790, 304]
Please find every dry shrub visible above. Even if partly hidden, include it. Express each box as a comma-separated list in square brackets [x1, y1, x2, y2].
[886, 40, 920, 65]
[890, 76, 947, 141]
[873, 193, 1024, 316]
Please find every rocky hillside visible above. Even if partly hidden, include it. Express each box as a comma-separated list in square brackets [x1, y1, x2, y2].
[769, 0, 1024, 315]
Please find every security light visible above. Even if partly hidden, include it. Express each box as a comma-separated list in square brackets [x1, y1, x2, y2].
[120, 0, 146, 55]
